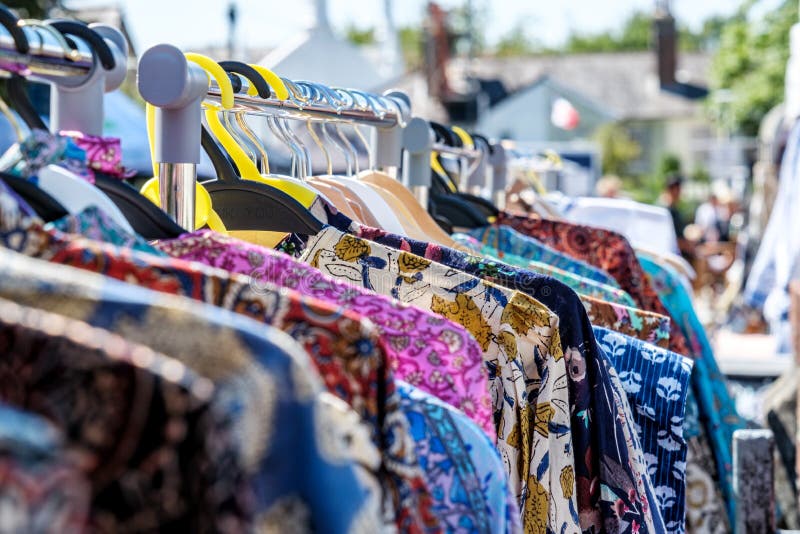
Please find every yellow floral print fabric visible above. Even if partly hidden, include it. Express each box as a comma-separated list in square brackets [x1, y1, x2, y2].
[300, 227, 579, 533]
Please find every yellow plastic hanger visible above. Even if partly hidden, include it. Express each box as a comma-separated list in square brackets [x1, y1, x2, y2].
[450, 126, 485, 187]
[140, 59, 226, 232]
[431, 152, 457, 193]
[247, 64, 289, 100]
[451, 126, 474, 149]
[191, 58, 320, 209]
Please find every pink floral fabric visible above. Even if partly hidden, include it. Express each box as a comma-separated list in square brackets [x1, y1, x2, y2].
[61, 131, 136, 180]
[154, 229, 495, 440]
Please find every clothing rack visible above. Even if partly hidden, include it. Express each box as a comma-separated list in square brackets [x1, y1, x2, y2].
[0, 25, 128, 135]
[139, 44, 413, 230]
[0, 34, 94, 77]
[205, 84, 402, 128]
[432, 142, 482, 160]
[1, 10, 776, 534]
[140, 43, 502, 228]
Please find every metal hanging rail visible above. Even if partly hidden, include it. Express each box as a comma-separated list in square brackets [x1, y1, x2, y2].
[140, 43, 411, 229]
[204, 84, 401, 129]
[432, 142, 482, 159]
[0, 34, 93, 77]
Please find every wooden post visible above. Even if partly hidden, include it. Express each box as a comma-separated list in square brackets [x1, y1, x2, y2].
[791, 281, 800, 516]
[733, 429, 776, 533]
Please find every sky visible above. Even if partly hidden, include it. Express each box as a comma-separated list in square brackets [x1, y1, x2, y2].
[67, 0, 779, 54]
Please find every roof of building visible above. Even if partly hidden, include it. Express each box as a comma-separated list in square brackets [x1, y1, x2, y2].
[451, 51, 712, 121]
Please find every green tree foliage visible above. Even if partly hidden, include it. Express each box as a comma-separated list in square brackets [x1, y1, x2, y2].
[399, 26, 423, 70]
[495, 23, 539, 57]
[594, 123, 642, 176]
[709, 0, 796, 136]
[566, 12, 652, 53]
[344, 25, 376, 46]
[623, 152, 686, 204]
[344, 24, 424, 71]
[564, 10, 718, 54]
[657, 153, 682, 177]
[681, 15, 730, 52]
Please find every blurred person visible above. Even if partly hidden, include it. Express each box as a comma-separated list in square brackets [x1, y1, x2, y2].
[691, 182, 740, 296]
[595, 175, 623, 198]
[661, 174, 693, 256]
[694, 182, 734, 243]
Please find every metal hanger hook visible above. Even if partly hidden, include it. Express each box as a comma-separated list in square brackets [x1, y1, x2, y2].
[18, 20, 80, 60]
[281, 78, 309, 109]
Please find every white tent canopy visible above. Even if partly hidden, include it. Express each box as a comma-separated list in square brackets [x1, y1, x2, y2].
[257, 0, 398, 91]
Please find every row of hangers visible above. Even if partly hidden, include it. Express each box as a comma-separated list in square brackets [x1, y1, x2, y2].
[0, 5, 511, 251]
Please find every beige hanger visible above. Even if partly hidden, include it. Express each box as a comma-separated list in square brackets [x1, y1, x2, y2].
[359, 169, 469, 248]
[310, 175, 384, 227]
[305, 177, 360, 220]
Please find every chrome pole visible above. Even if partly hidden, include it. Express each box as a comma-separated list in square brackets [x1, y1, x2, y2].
[159, 163, 197, 230]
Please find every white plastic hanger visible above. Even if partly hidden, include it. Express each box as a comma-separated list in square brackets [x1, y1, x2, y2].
[36, 165, 135, 232]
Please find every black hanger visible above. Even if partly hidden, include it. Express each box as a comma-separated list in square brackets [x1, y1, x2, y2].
[0, 9, 69, 220]
[199, 63, 323, 235]
[0, 6, 29, 54]
[0, 6, 47, 131]
[427, 121, 491, 228]
[429, 121, 458, 146]
[46, 19, 116, 70]
[6, 76, 46, 130]
[42, 21, 185, 239]
[92, 175, 185, 238]
[433, 122, 501, 221]
[462, 134, 501, 218]
[1, 174, 68, 222]
[471, 133, 494, 155]
[200, 126, 239, 183]
[429, 194, 489, 228]
[218, 61, 272, 98]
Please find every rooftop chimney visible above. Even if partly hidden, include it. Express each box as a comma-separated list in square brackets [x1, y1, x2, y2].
[654, 2, 677, 89]
[424, 2, 451, 99]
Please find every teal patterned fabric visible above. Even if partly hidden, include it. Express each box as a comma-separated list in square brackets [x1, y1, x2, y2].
[46, 206, 167, 256]
[452, 233, 636, 307]
[467, 225, 620, 287]
[639, 254, 744, 524]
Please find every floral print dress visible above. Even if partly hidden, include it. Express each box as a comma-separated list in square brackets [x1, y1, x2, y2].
[0, 247, 388, 534]
[153, 229, 494, 439]
[397, 381, 522, 534]
[299, 227, 579, 534]
[593, 328, 694, 533]
[639, 255, 744, 528]
[352, 225, 662, 534]
[0, 209, 437, 534]
[494, 214, 691, 357]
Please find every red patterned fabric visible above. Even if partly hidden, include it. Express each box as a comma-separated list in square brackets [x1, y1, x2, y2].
[2, 220, 441, 534]
[154, 230, 494, 440]
[497, 213, 691, 356]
